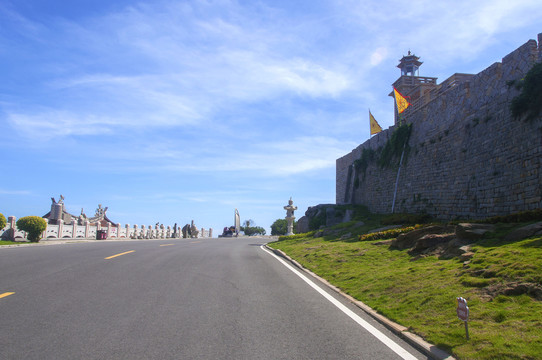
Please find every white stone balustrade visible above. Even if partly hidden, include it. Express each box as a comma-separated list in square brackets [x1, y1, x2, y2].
[0, 216, 212, 241]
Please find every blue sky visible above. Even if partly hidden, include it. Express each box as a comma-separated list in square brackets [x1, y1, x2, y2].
[1, 0, 541, 235]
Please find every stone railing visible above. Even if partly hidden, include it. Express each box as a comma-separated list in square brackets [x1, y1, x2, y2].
[0, 216, 212, 241]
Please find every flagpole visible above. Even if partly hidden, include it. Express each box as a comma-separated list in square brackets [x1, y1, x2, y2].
[391, 89, 411, 213]
[391, 140, 406, 214]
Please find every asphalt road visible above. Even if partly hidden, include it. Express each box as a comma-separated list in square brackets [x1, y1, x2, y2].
[0, 237, 429, 359]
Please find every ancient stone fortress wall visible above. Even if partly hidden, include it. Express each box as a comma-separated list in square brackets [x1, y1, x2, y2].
[337, 33, 542, 220]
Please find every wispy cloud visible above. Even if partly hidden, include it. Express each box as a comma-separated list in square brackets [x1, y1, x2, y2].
[1, 0, 540, 230]
[0, 189, 31, 195]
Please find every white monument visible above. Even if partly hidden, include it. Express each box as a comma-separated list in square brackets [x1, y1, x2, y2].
[283, 197, 297, 236]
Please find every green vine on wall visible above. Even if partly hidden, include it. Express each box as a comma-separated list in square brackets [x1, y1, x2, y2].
[510, 61, 542, 122]
[377, 123, 412, 168]
[353, 148, 376, 186]
[351, 123, 413, 189]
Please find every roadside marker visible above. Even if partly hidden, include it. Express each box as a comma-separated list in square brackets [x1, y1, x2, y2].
[0, 292, 15, 299]
[105, 250, 135, 259]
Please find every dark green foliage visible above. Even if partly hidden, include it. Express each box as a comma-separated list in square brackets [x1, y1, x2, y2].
[351, 125, 412, 189]
[378, 123, 412, 168]
[381, 213, 432, 225]
[353, 176, 360, 189]
[0, 213, 6, 230]
[358, 225, 421, 241]
[308, 211, 326, 231]
[271, 218, 296, 236]
[16, 216, 47, 242]
[510, 62, 542, 121]
[353, 148, 376, 180]
[243, 226, 266, 236]
[477, 209, 542, 224]
[278, 231, 316, 241]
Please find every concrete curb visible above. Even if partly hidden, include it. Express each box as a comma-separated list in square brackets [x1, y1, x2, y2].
[264, 244, 456, 360]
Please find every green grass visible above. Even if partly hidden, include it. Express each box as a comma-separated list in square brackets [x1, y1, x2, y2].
[0, 240, 19, 246]
[269, 222, 542, 360]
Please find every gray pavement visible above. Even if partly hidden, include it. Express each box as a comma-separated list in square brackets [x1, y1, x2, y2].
[0, 237, 451, 359]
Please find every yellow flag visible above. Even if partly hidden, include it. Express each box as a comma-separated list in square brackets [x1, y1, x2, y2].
[369, 110, 382, 135]
[393, 87, 410, 114]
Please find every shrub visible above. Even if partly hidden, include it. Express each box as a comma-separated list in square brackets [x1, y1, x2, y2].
[477, 209, 542, 224]
[308, 211, 326, 231]
[0, 213, 6, 230]
[381, 213, 431, 225]
[244, 226, 266, 236]
[16, 216, 47, 242]
[358, 225, 425, 242]
[278, 231, 316, 241]
[271, 219, 296, 236]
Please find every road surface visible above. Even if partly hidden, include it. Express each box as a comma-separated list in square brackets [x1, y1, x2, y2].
[0, 237, 429, 359]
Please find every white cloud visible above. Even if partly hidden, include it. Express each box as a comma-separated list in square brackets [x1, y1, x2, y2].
[0, 189, 31, 195]
[7, 111, 115, 139]
[5, 0, 354, 141]
[370, 47, 388, 66]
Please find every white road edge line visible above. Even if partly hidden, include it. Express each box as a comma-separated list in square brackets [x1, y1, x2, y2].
[261, 245, 418, 360]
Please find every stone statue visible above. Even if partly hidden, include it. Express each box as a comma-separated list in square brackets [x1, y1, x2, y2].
[95, 204, 108, 219]
[190, 220, 199, 238]
[182, 224, 191, 238]
[284, 197, 298, 236]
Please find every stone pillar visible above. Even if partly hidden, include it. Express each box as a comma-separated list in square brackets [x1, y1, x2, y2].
[5, 216, 16, 241]
[85, 220, 90, 238]
[125, 224, 130, 238]
[209, 228, 213, 238]
[58, 219, 64, 240]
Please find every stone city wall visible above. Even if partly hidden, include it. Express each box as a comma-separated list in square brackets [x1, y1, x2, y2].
[0, 216, 212, 241]
[336, 34, 542, 220]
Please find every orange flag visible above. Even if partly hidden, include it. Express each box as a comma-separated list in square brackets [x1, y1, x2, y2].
[393, 87, 410, 114]
[369, 110, 382, 135]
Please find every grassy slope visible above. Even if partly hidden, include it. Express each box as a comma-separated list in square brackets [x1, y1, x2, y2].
[269, 220, 542, 360]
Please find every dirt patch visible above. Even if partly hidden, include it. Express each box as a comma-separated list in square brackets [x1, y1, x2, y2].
[484, 282, 542, 301]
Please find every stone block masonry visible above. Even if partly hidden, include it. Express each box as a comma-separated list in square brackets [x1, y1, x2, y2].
[336, 33, 542, 220]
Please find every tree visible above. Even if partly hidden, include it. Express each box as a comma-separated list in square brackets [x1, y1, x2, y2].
[16, 216, 47, 242]
[243, 219, 254, 229]
[0, 213, 6, 230]
[270, 218, 297, 236]
[241, 219, 266, 236]
[244, 226, 266, 236]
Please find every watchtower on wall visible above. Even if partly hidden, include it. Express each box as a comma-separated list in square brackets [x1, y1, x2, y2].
[389, 52, 437, 124]
[337, 33, 542, 219]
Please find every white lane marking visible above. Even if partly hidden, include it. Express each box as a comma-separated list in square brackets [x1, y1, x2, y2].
[261, 245, 418, 360]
